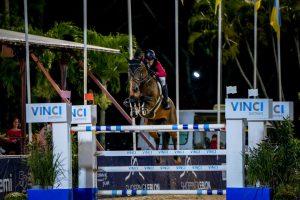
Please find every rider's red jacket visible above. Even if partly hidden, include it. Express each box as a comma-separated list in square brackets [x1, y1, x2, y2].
[151, 60, 167, 77]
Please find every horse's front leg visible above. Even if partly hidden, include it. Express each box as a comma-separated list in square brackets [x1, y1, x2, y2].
[170, 131, 181, 164]
[128, 96, 140, 118]
[149, 131, 161, 164]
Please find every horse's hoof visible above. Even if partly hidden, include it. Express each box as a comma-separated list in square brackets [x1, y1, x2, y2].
[174, 156, 181, 165]
[156, 157, 161, 164]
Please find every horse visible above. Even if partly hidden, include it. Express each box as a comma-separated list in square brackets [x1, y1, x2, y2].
[124, 58, 181, 164]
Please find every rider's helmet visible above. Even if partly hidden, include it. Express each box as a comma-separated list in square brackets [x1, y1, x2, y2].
[144, 49, 157, 61]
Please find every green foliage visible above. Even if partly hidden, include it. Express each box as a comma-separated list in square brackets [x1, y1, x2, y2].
[94, 93, 112, 111]
[246, 119, 300, 199]
[71, 133, 78, 188]
[4, 192, 27, 200]
[87, 29, 135, 94]
[27, 129, 63, 188]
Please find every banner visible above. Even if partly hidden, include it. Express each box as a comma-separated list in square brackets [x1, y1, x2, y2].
[97, 155, 226, 190]
[0, 156, 29, 199]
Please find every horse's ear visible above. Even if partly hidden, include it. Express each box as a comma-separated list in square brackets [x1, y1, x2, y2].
[134, 48, 143, 59]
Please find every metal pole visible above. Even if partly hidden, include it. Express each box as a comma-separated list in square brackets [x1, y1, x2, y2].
[24, 0, 32, 142]
[217, 0, 222, 124]
[277, 0, 282, 101]
[175, 0, 180, 150]
[254, 2, 257, 89]
[277, 30, 282, 101]
[217, 0, 223, 151]
[83, 0, 87, 105]
[127, 0, 136, 150]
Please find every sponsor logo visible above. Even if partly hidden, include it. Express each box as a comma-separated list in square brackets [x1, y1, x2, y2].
[0, 174, 13, 193]
[126, 183, 160, 190]
[31, 106, 62, 116]
[181, 181, 211, 190]
[72, 108, 87, 117]
[231, 101, 264, 112]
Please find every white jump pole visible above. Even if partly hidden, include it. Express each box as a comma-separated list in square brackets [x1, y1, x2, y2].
[98, 189, 226, 196]
[248, 121, 265, 150]
[72, 105, 97, 189]
[71, 124, 225, 132]
[226, 119, 245, 187]
[52, 122, 72, 189]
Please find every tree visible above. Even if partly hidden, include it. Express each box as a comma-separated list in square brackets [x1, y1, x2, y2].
[87, 29, 136, 125]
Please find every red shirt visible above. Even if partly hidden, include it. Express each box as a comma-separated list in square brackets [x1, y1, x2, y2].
[152, 61, 167, 77]
[210, 140, 217, 149]
[7, 129, 22, 142]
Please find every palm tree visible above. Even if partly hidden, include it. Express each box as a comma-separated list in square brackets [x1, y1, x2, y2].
[45, 22, 82, 91]
[188, 0, 271, 98]
[87, 29, 136, 125]
[86, 29, 136, 145]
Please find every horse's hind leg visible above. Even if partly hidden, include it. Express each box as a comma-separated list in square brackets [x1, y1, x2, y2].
[170, 132, 181, 164]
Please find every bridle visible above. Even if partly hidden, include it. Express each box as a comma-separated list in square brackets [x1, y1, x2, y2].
[129, 62, 153, 90]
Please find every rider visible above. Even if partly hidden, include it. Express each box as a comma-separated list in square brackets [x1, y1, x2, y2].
[144, 49, 171, 110]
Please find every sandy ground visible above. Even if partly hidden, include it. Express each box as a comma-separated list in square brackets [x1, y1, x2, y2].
[100, 195, 226, 200]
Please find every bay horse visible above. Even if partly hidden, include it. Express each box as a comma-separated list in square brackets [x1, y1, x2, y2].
[124, 58, 181, 164]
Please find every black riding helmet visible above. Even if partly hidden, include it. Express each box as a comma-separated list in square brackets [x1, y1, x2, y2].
[144, 49, 156, 60]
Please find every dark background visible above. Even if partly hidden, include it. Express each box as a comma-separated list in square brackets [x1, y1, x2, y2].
[1, 0, 298, 133]
[41, 0, 299, 133]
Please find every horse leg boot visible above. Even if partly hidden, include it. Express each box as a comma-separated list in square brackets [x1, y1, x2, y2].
[162, 84, 171, 110]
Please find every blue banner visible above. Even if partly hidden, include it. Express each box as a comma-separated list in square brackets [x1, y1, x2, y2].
[97, 155, 226, 190]
[0, 156, 29, 199]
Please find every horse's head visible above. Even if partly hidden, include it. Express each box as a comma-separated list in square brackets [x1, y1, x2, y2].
[126, 58, 150, 118]
[128, 58, 149, 96]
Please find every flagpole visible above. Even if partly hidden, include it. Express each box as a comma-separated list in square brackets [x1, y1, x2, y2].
[175, 0, 180, 150]
[83, 0, 87, 105]
[254, 0, 258, 90]
[217, 0, 222, 124]
[276, 0, 282, 101]
[277, 30, 282, 101]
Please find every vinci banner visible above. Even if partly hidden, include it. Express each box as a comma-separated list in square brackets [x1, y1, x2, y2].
[97, 155, 226, 190]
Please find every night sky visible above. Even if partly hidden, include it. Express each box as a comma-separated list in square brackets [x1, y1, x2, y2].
[40, 0, 299, 131]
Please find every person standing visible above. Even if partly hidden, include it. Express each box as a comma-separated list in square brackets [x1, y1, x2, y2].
[144, 49, 171, 109]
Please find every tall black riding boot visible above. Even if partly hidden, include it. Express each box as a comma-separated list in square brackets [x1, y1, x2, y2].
[162, 85, 171, 109]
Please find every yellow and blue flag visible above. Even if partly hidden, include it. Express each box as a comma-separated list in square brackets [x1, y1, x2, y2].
[270, 0, 281, 38]
[255, 0, 262, 11]
[215, 0, 221, 15]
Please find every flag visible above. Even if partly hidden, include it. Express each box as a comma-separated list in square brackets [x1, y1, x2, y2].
[255, 0, 262, 11]
[270, 0, 281, 39]
[85, 93, 94, 104]
[226, 86, 237, 95]
[61, 90, 71, 99]
[248, 89, 259, 98]
[215, 0, 221, 15]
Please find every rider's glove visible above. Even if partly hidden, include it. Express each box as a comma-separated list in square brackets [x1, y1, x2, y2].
[149, 70, 156, 77]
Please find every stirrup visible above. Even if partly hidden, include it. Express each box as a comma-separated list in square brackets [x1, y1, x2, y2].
[163, 100, 171, 110]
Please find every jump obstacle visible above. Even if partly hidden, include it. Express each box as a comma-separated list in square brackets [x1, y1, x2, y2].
[26, 99, 292, 198]
[71, 124, 227, 196]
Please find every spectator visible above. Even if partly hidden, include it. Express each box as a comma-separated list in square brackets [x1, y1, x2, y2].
[210, 134, 218, 149]
[6, 117, 22, 154]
